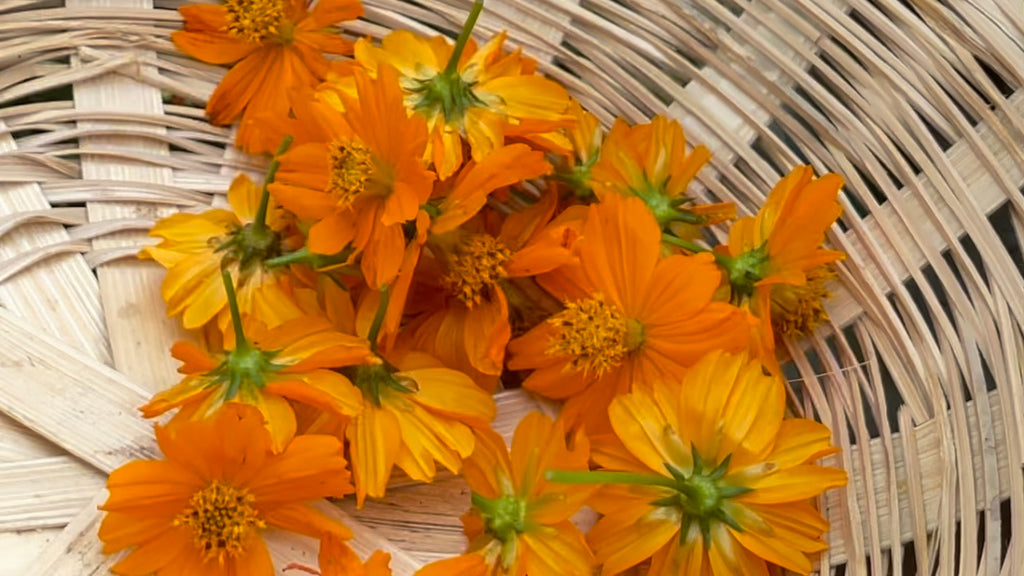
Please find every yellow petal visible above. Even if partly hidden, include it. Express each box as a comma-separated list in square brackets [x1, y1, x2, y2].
[347, 405, 401, 506]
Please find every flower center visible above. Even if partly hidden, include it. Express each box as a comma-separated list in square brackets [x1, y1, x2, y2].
[769, 265, 836, 337]
[223, 0, 285, 44]
[442, 235, 512, 307]
[174, 481, 266, 561]
[327, 141, 375, 209]
[545, 296, 643, 375]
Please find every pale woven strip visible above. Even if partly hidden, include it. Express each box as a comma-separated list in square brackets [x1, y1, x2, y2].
[0, 0, 1021, 574]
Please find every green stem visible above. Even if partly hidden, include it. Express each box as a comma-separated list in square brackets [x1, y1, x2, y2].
[443, 0, 484, 76]
[366, 285, 391, 353]
[661, 234, 706, 254]
[265, 247, 309, 268]
[252, 135, 294, 235]
[545, 470, 677, 489]
[221, 269, 247, 351]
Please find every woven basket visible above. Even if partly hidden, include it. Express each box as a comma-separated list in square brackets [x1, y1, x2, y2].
[1, 0, 1022, 574]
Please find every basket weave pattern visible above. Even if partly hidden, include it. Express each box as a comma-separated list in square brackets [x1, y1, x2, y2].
[0, 0, 1022, 574]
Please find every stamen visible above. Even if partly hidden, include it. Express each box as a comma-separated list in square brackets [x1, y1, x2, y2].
[327, 141, 375, 209]
[223, 0, 285, 43]
[173, 481, 266, 562]
[770, 265, 836, 336]
[546, 296, 637, 375]
[442, 235, 512, 307]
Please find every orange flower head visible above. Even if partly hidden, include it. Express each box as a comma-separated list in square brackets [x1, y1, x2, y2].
[271, 65, 435, 289]
[99, 403, 354, 576]
[140, 173, 305, 332]
[721, 166, 845, 347]
[172, 0, 364, 153]
[590, 115, 734, 234]
[353, 4, 572, 179]
[507, 194, 749, 432]
[401, 147, 563, 389]
[141, 293, 373, 452]
[415, 412, 595, 576]
[563, 351, 847, 576]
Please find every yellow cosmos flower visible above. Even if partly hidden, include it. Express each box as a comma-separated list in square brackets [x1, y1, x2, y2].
[141, 271, 373, 452]
[337, 348, 497, 506]
[415, 412, 595, 576]
[590, 115, 735, 236]
[140, 172, 304, 332]
[719, 166, 845, 360]
[550, 351, 847, 576]
[99, 403, 353, 576]
[353, 1, 572, 179]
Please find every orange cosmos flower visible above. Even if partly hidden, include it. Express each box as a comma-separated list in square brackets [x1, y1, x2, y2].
[554, 351, 847, 576]
[172, 0, 363, 153]
[141, 273, 373, 452]
[353, 2, 572, 179]
[416, 412, 595, 576]
[140, 173, 304, 332]
[590, 115, 734, 237]
[271, 65, 435, 289]
[99, 403, 353, 576]
[507, 194, 748, 432]
[719, 166, 844, 355]
[402, 145, 563, 389]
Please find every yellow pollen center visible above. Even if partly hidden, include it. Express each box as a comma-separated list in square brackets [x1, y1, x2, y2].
[173, 481, 266, 562]
[224, 0, 285, 43]
[328, 141, 375, 209]
[770, 265, 836, 337]
[442, 235, 513, 307]
[546, 296, 642, 375]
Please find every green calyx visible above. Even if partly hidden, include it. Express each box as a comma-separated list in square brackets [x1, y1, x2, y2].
[651, 448, 752, 549]
[218, 345, 279, 401]
[349, 363, 414, 407]
[410, 72, 484, 126]
[472, 492, 529, 544]
[719, 244, 769, 301]
[217, 222, 283, 274]
[628, 179, 709, 229]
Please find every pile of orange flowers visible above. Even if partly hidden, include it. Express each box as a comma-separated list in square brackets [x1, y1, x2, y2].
[98, 1, 850, 575]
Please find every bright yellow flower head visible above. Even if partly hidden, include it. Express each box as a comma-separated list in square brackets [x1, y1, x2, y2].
[415, 412, 595, 576]
[99, 403, 353, 576]
[353, 2, 572, 179]
[140, 173, 305, 332]
[568, 351, 847, 576]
